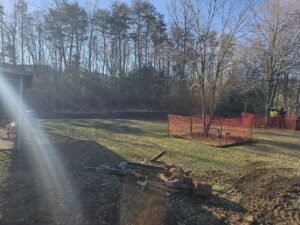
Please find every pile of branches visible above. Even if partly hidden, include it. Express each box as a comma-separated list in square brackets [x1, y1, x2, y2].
[87, 151, 212, 197]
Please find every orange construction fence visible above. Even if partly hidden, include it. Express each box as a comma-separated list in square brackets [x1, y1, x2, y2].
[252, 114, 296, 131]
[168, 113, 253, 146]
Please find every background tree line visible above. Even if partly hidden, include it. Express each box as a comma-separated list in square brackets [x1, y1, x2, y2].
[0, 0, 299, 115]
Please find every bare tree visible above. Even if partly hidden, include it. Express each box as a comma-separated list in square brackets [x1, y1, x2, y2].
[250, 0, 300, 114]
[180, 0, 252, 134]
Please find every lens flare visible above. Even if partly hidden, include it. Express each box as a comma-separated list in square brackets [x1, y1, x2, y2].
[0, 74, 84, 224]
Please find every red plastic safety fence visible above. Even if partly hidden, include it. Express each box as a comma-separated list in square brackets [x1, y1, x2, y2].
[168, 114, 192, 138]
[168, 113, 253, 146]
[252, 114, 296, 131]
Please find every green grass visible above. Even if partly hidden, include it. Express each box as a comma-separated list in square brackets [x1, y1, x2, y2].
[40, 119, 300, 176]
[0, 151, 11, 183]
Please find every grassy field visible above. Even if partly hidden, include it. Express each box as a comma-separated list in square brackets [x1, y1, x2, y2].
[0, 119, 299, 225]
[42, 119, 300, 174]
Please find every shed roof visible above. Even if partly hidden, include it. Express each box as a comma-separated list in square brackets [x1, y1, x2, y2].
[0, 64, 33, 78]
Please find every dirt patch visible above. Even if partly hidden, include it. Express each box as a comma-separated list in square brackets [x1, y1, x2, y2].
[235, 164, 300, 225]
[198, 161, 300, 225]
[0, 127, 15, 150]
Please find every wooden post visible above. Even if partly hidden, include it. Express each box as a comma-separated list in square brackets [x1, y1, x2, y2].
[189, 117, 192, 139]
[150, 151, 166, 162]
[293, 114, 297, 131]
[17, 76, 23, 150]
[220, 117, 223, 146]
[250, 114, 253, 140]
[167, 115, 170, 137]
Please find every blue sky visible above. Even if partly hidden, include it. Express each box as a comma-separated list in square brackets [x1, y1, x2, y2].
[1, 0, 169, 16]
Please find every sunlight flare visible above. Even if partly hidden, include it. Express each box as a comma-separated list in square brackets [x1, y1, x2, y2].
[0, 74, 84, 224]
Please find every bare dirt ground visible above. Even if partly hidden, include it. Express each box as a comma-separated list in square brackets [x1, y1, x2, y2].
[0, 128, 15, 150]
[201, 164, 300, 225]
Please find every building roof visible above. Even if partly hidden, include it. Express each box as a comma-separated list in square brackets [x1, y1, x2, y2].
[0, 64, 33, 78]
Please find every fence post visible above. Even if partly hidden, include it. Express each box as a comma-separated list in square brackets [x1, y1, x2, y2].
[167, 115, 170, 137]
[190, 117, 192, 139]
[250, 114, 253, 140]
[220, 117, 223, 146]
[292, 114, 297, 131]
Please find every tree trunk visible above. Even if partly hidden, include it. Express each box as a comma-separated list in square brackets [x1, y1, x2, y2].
[88, 23, 94, 73]
[295, 80, 300, 115]
[283, 72, 289, 109]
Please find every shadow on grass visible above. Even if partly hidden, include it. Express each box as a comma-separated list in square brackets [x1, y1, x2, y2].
[68, 119, 146, 136]
[206, 195, 246, 213]
[0, 137, 124, 225]
[0, 130, 245, 225]
[259, 139, 300, 151]
[165, 194, 246, 225]
[246, 141, 300, 160]
[254, 130, 300, 139]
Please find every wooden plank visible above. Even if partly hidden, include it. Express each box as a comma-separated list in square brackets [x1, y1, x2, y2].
[150, 151, 166, 162]
[118, 161, 167, 173]
[86, 166, 144, 179]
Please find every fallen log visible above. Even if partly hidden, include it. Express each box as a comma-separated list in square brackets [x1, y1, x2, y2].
[117, 161, 167, 173]
[86, 166, 144, 179]
[87, 152, 212, 197]
[137, 180, 193, 195]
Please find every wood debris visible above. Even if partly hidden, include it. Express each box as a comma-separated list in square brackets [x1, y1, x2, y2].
[87, 151, 212, 197]
[150, 150, 166, 162]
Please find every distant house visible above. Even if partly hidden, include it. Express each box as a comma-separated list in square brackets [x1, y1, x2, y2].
[0, 64, 33, 88]
[0, 63, 55, 78]
[25, 64, 55, 77]
[0, 64, 34, 149]
[0, 64, 33, 116]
